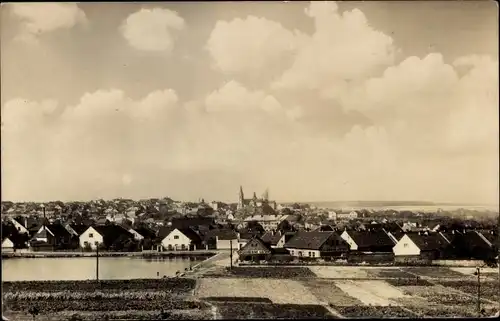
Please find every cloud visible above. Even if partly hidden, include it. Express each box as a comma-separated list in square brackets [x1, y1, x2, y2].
[272, 1, 395, 98]
[206, 15, 301, 75]
[1, 1, 497, 204]
[120, 8, 185, 52]
[10, 3, 87, 43]
[205, 80, 283, 114]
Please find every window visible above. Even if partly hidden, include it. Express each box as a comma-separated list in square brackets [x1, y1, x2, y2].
[403, 243, 408, 248]
[298, 251, 303, 257]
[174, 235, 179, 239]
[308, 252, 312, 257]
[89, 233, 93, 238]
[312, 252, 315, 257]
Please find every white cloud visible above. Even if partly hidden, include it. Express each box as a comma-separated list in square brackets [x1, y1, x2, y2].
[120, 8, 185, 52]
[1, 1, 497, 205]
[272, 1, 395, 98]
[205, 80, 283, 114]
[206, 15, 300, 75]
[10, 3, 87, 43]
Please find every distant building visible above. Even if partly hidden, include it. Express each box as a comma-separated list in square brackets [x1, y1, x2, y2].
[237, 186, 277, 210]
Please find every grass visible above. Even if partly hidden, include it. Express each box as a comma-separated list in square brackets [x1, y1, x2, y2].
[401, 267, 468, 278]
[223, 266, 317, 278]
[384, 278, 433, 286]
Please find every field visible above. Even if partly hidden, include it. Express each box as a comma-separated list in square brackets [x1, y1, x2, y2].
[3, 265, 499, 319]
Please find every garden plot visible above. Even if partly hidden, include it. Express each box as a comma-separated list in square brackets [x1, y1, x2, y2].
[309, 266, 369, 279]
[196, 278, 321, 305]
[333, 280, 408, 306]
[303, 280, 363, 306]
[401, 267, 467, 278]
[213, 303, 337, 319]
[436, 280, 499, 302]
[449, 267, 498, 280]
[365, 268, 415, 279]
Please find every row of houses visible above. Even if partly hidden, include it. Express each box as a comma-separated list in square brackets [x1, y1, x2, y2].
[236, 225, 499, 264]
[2, 216, 240, 252]
[2, 215, 498, 266]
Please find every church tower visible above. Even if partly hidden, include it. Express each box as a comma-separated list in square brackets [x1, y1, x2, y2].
[238, 186, 244, 210]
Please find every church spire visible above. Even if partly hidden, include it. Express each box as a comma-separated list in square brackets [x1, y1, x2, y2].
[262, 188, 269, 201]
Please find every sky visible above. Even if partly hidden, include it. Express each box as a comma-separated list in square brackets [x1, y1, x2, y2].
[1, 1, 498, 204]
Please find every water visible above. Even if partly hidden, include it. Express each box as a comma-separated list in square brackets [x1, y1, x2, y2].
[1, 256, 204, 281]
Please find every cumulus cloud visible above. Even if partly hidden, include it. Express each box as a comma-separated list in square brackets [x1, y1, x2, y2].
[272, 1, 395, 98]
[10, 3, 87, 43]
[120, 8, 185, 52]
[205, 80, 283, 114]
[206, 15, 301, 75]
[1, 1, 497, 204]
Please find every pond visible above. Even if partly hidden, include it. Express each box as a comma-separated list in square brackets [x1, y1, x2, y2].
[1, 256, 204, 281]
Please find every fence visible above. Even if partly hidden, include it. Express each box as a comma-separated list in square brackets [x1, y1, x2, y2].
[347, 252, 394, 264]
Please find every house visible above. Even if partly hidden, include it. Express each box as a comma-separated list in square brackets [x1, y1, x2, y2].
[314, 225, 335, 232]
[448, 230, 497, 260]
[244, 213, 286, 232]
[392, 231, 451, 259]
[238, 236, 273, 261]
[284, 231, 349, 258]
[9, 217, 29, 234]
[261, 230, 295, 248]
[386, 230, 405, 244]
[1, 223, 29, 250]
[214, 229, 239, 250]
[2, 237, 14, 252]
[340, 230, 394, 252]
[335, 211, 359, 221]
[64, 224, 89, 237]
[129, 228, 145, 241]
[170, 216, 215, 231]
[134, 227, 157, 241]
[158, 227, 202, 251]
[30, 224, 75, 250]
[79, 225, 135, 250]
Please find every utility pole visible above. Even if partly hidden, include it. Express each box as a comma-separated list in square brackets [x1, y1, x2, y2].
[230, 239, 233, 270]
[475, 267, 481, 315]
[96, 242, 99, 282]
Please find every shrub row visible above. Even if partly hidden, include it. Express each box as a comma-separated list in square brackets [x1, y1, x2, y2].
[214, 303, 336, 319]
[331, 305, 418, 318]
[4, 298, 208, 312]
[2, 278, 196, 293]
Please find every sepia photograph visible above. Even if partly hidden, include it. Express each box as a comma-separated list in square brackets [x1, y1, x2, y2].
[1, 1, 499, 320]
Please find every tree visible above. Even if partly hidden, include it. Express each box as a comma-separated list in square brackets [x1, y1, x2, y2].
[277, 220, 294, 233]
[246, 221, 264, 234]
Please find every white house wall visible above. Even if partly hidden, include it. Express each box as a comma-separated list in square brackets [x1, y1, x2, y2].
[2, 238, 14, 249]
[393, 234, 420, 256]
[288, 248, 321, 258]
[216, 238, 238, 250]
[161, 228, 192, 251]
[340, 230, 358, 251]
[79, 227, 104, 250]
